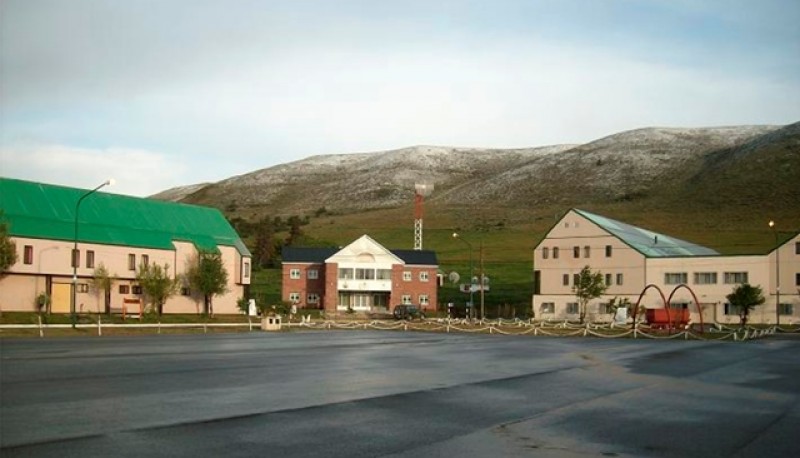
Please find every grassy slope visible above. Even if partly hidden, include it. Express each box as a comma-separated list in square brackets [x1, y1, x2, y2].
[294, 199, 799, 314]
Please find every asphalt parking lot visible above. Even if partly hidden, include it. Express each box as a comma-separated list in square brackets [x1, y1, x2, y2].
[1, 331, 798, 457]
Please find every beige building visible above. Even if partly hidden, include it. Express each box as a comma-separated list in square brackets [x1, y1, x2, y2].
[0, 178, 251, 315]
[533, 209, 800, 325]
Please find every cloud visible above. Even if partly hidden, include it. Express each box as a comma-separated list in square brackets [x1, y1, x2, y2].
[0, 144, 189, 197]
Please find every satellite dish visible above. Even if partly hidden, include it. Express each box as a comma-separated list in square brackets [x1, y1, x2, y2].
[448, 271, 460, 284]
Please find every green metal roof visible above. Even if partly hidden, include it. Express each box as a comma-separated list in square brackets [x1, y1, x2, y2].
[573, 208, 718, 258]
[0, 178, 250, 256]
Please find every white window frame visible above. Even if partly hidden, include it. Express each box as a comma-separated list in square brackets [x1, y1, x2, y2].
[693, 272, 717, 285]
[566, 302, 579, 315]
[664, 272, 687, 285]
[403, 271, 412, 282]
[307, 293, 319, 304]
[419, 294, 429, 306]
[540, 302, 555, 314]
[307, 269, 318, 280]
[419, 271, 429, 282]
[723, 272, 748, 284]
[290, 268, 301, 280]
[289, 292, 301, 303]
[401, 294, 412, 305]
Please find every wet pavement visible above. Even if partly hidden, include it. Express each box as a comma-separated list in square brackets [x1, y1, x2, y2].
[1, 331, 798, 457]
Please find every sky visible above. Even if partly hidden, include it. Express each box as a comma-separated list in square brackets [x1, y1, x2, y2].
[2, 0, 799, 197]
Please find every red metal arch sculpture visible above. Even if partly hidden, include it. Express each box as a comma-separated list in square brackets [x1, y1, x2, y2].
[631, 284, 670, 331]
[666, 284, 705, 333]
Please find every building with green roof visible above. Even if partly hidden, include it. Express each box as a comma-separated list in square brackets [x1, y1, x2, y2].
[533, 209, 799, 326]
[0, 178, 251, 315]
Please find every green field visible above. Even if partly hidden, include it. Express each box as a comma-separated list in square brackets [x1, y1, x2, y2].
[246, 201, 798, 317]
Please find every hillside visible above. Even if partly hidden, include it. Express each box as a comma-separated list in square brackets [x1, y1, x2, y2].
[151, 122, 800, 311]
[155, 124, 798, 216]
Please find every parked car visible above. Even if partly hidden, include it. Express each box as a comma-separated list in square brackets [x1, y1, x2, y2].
[393, 305, 425, 320]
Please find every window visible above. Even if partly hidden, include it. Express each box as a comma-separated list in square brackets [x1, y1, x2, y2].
[24, 245, 33, 265]
[693, 272, 717, 285]
[307, 293, 319, 304]
[290, 268, 301, 279]
[403, 271, 412, 281]
[181, 287, 190, 296]
[419, 271, 429, 282]
[664, 273, 687, 285]
[377, 269, 392, 280]
[566, 302, 579, 314]
[243, 261, 251, 279]
[796, 273, 800, 286]
[723, 272, 748, 284]
[573, 273, 580, 286]
[419, 294, 429, 306]
[779, 303, 793, 316]
[605, 273, 612, 286]
[77, 283, 89, 293]
[71, 249, 80, 268]
[128, 254, 136, 271]
[584, 246, 591, 258]
[307, 269, 318, 280]
[724, 303, 738, 315]
[605, 245, 612, 257]
[119, 285, 130, 294]
[289, 292, 300, 303]
[616, 273, 624, 286]
[601, 302, 615, 314]
[573, 246, 580, 258]
[142, 254, 149, 267]
[132, 285, 142, 295]
[562, 274, 569, 286]
[402, 294, 412, 305]
[553, 247, 559, 259]
[540, 302, 555, 314]
[356, 268, 375, 280]
[86, 250, 95, 269]
[796, 242, 800, 255]
[542, 247, 549, 259]
[338, 268, 353, 280]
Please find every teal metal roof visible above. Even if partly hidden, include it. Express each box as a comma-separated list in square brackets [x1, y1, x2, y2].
[573, 209, 718, 258]
[0, 178, 250, 256]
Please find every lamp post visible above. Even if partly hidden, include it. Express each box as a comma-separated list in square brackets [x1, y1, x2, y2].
[768, 220, 780, 327]
[71, 179, 114, 327]
[452, 232, 474, 319]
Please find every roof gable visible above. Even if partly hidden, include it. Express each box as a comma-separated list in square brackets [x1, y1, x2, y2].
[327, 235, 404, 264]
[0, 178, 250, 256]
[572, 209, 718, 258]
[281, 236, 438, 266]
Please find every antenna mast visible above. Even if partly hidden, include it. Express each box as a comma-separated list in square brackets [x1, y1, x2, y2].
[413, 182, 434, 250]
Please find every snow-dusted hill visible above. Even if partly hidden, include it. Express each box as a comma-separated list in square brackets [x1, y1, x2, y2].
[153, 123, 799, 216]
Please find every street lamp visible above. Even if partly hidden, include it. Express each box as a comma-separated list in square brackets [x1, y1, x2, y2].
[768, 220, 780, 327]
[71, 179, 114, 327]
[452, 232, 474, 319]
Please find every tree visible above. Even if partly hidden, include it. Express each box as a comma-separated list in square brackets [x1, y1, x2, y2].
[0, 210, 17, 276]
[0, 211, 18, 318]
[253, 216, 277, 268]
[726, 283, 765, 327]
[136, 262, 178, 315]
[90, 263, 116, 314]
[572, 266, 608, 324]
[284, 215, 306, 246]
[187, 251, 229, 316]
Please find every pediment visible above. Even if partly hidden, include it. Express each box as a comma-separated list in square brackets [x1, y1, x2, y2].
[326, 235, 404, 265]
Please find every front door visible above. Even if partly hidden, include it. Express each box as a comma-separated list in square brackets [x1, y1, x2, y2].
[50, 283, 71, 313]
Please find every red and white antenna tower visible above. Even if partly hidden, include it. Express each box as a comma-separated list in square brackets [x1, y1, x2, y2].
[414, 182, 434, 250]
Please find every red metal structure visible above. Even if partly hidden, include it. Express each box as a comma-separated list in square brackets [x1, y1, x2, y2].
[631, 284, 671, 331]
[666, 284, 705, 332]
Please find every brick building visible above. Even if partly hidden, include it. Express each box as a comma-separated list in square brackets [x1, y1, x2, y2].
[281, 235, 438, 314]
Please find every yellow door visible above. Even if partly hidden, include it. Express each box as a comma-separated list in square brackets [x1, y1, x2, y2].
[51, 283, 72, 313]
